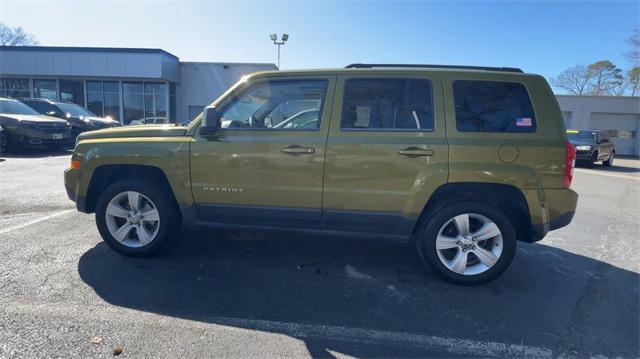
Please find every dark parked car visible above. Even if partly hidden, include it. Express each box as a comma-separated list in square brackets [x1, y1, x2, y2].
[20, 98, 120, 138]
[567, 129, 615, 167]
[0, 97, 71, 150]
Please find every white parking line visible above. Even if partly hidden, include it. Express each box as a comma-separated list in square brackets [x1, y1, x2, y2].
[7, 302, 553, 358]
[0, 209, 75, 235]
[574, 168, 640, 181]
[216, 316, 554, 357]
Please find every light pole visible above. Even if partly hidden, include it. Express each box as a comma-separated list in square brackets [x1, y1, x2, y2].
[270, 33, 289, 69]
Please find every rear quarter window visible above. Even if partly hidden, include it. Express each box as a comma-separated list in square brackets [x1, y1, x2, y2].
[453, 80, 536, 133]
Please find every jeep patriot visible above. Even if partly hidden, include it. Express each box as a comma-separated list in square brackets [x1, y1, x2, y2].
[64, 64, 578, 285]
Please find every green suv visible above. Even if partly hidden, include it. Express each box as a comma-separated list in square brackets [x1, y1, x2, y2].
[64, 64, 578, 285]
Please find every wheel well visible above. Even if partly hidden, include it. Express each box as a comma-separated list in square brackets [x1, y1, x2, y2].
[85, 164, 179, 216]
[412, 183, 533, 242]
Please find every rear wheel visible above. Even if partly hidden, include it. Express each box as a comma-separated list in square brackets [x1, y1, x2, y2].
[416, 201, 517, 285]
[603, 151, 614, 167]
[95, 179, 178, 256]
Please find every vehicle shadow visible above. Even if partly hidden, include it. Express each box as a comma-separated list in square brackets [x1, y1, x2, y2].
[77, 231, 639, 358]
[0, 146, 72, 159]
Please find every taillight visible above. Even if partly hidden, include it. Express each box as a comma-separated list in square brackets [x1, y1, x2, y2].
[564, 141, 576, 188]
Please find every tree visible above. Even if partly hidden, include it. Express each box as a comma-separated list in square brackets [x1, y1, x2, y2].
[628, 67, 640, 96]
[0, 23, 38, 46]
[551, 65, 591, 95]
[626, 27, 640, 66]
[586, 60, 623, 95]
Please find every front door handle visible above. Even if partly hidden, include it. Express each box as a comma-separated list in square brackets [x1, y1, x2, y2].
[397, 147, 434, 157]
[281, 145, 315, 154]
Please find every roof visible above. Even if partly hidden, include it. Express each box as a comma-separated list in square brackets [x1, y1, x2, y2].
[246, 66, 536, 78]
[0, 46, 179, 60]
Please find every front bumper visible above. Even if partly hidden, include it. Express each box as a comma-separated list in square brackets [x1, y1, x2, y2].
[575, 150, 596, 161]
[64, 167, 88, 212]
[8, 127, 72, 146]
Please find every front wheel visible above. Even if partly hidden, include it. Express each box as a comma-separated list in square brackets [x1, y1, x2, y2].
[603, 151, 614, 167]
[416, 201, 517, 285]
[95, 179, 179, 256]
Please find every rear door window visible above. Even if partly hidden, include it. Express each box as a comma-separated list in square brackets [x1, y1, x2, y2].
[453, 80, 536, 133]
[341, 79, 434, 131]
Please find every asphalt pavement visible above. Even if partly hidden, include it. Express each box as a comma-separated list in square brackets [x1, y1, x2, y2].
[0, 149, 638, 358]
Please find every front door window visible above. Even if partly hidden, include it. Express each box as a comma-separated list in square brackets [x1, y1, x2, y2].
[219, 80, 327, 130]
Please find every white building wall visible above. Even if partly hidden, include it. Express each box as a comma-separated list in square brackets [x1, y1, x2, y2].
[176, 62, 276, 123]
[556, 95, 640, 156]
[0, 47, 180, 82]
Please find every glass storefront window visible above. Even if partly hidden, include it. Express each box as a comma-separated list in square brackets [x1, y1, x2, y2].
[123, 82, 144, 125]
[34, 79, 57, 100]
[87, 80, 120, 122]
[169, 83, 176, 123]
[0, 78, 31, 98]
[122, 82, 167, 124]
[87, 92, 104, 117]
[59, 79, 84, 106]
[144, 82, 167, 123]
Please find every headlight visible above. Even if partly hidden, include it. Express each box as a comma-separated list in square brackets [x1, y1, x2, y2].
[575, 145, 592, 151]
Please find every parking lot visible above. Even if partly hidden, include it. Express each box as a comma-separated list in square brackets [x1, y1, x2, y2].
[0, 150, 638, 358]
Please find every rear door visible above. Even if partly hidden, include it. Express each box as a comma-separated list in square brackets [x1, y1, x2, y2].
[190, 75, 335, 228]
[322, 74, 448, 236]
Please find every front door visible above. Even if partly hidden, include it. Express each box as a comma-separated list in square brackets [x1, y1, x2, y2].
[190, 76, 335, 228]
[322, 75, 448, 236]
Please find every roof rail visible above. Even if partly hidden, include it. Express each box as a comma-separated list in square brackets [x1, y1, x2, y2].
[345, 63, 524, 73]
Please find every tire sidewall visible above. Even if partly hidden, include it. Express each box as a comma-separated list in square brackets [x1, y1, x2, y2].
[95, 179, 176, 256]
[418, 201, 517, 285]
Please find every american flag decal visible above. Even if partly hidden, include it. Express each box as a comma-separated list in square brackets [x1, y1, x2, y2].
[516, 117, 532, 127]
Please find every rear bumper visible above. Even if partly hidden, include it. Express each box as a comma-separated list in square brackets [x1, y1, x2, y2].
[528, 188, 578, 242]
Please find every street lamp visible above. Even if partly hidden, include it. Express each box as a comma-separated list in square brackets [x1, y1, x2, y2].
[270, 33, 289, 69]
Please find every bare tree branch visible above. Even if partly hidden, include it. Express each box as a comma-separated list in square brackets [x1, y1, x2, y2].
[551, 65, 590, 95]
[628, 67, 640, 97]
[0, 23, 38, 46]
[625, 27, 640, 67]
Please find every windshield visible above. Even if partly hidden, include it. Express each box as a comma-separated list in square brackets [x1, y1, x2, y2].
[567, 131, 596, 143]
[55, 102, 96, 117]
[0, 99, 40, 115]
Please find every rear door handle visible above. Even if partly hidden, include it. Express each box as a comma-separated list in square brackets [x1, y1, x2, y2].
[397, 147, 434, 157]
[281, 145, 315, 154]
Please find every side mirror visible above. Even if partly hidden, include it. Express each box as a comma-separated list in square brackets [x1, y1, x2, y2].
[200, 107, 221, 135]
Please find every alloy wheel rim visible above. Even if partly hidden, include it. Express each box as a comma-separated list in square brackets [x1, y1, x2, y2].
[105, 191, 160, 248]
[435, 213, 503, 276]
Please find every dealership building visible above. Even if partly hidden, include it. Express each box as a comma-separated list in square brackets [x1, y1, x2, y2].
[1, 46, 638, 156]
[0, 46, 275, 124]
[557, 95, 640, 156]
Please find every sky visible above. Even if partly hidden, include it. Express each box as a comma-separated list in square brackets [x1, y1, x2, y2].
[0, 0, 638, 81]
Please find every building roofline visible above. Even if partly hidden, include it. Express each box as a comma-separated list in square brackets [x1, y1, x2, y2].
[0, 45, 179, 60]
[180, 61, 276, 67]
[556, 94, 640, 100]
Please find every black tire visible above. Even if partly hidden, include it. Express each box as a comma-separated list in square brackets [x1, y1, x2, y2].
[416, 201, 517, 285]
[603, 151, 614, 167]
[95, 179, 179, 256]
[0, 129, 6, 155]
[588, 151, 598, 167]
